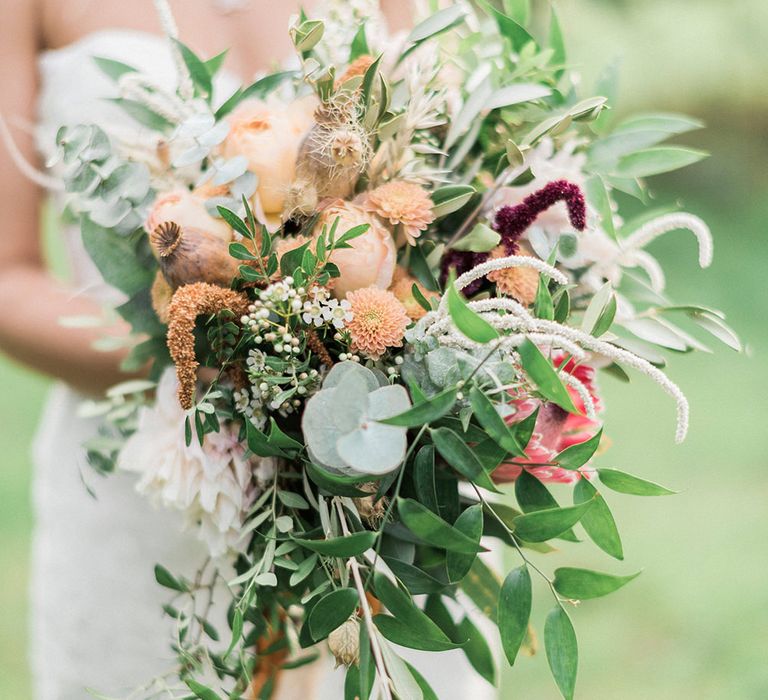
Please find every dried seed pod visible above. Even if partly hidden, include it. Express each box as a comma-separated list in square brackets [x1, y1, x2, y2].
[150, 221, 239, 289]
[150, 270, 173, 323]
[166, 283, 250, 409]
[327, 617, 360, 668]
[353, 481, 387, 527]
[287, 98, 372, 213]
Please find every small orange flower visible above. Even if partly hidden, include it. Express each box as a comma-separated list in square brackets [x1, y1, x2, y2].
[363, 181, 434, 246]
[486, 244, 541, 306]
[346, 287, 410, 359]
[389, 266, 439, 321]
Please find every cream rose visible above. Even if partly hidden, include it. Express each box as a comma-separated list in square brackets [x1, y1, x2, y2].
[314, 200, 396, 298]
[145, 189, 232, 243]
[221, 96, 316, 218]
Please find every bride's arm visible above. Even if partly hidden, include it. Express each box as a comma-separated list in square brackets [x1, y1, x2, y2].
[0, 1, 135, 396]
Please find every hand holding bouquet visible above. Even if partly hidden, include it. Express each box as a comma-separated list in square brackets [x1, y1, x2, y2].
[52, 1, 739, 698]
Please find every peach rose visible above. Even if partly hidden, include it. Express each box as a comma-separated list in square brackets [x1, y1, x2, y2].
[314, 200, 396, 299]
[221, 96, 316, 218]
[145, 189, 232, 243]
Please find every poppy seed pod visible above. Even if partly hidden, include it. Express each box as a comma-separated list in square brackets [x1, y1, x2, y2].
[150, 222, 240, 289]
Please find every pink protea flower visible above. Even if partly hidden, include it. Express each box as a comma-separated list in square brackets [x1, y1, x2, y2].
[346, 287, 410, 359]
[362, 181, 435, 246]
[492, 352, 603, 484]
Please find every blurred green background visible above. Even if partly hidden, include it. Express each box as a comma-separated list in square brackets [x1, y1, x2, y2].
[1, 0, 766, 697]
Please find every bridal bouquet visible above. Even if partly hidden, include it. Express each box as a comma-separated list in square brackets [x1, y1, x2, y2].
[52, 1, 739, 698]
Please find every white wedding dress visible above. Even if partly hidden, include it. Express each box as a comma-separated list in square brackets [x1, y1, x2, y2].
[31, 28, 496, 700]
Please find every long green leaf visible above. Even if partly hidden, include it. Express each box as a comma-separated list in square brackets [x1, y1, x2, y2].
[514, 470, 579, 542]
[517, 339, 578, 413]
[614, 146, 708, 178]
[397, 498, 487, 554]
[555, 430, 603, 470]
[544, 606, 578, 700]
[553, 567, 640, 600]
[498, 565, 532, 665]
[293, 531, 376, 557]
[597, 468, 677, 496]
[430, 427, 501, 492]
[512, 500, 594, 542]
[446, 505, 484, 582]
[446, 282, 500, 344]
[469, 386, 525, 456]
[374, 615, 462, 651]
[378, 388, 456, 427]
[307, 588, 359, 641]
[574, 478, 623, 560]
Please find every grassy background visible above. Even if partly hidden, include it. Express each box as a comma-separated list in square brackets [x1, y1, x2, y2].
[1, 1, 766, 697]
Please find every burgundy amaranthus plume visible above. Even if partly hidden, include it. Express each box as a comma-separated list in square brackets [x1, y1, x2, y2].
[441, 179, 586, 294]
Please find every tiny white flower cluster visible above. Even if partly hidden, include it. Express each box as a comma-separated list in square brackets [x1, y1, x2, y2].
[233, 387, 268, 430]
[302, 286, 353, 330]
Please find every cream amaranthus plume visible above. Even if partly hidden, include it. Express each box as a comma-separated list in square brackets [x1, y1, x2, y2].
[426, 255, 690, 443]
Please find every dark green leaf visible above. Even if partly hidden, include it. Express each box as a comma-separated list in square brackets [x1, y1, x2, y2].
[431, 184, 476, 218]
[512, 500, 594, 542]
[185, 679, 221, 700]
[246, 421, 288, 458]
[374, 615, 462, 651]
[305, 462, 370, 497]
[469, 386, 525, 456]
[456, 615, 497, 685]
[461, 558, 500, 623]
[430, 427, 501, 492]
[349, 25, 369, 61]
[172, 39, 213, 98]
[307, 588, 359, 641]
[293, 531, 376, 557]
[597, 468, 677, 496]
[518, 339, 578, 413]
[574, 477, 623, 560]
[555, 430, 603, 470]
[545, 606, 578, 700]
[383, 557, 446, 595]
[217, 206, 252, 238]
[397, 498, 486, 554]
[479, 0, 537, 51]
[154, 564, 187, 592]
[446, 505, 484, 582]
[515, 470, 578, 542]
[498, 565, 532, 665]
[534, 275, 555, 320]
[378, 388, 456, 427]
[412, 445, 439, 514]
[553, 567, 640, 600]
[228, 241, 257, 260]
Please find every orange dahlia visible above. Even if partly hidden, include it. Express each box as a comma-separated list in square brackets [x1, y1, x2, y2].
[346, 287, 410, 359]
[486, 244, 541, 306]
[389, 266, 439, 321]
[363, 181, 434, 246]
